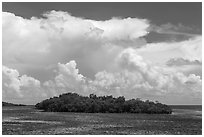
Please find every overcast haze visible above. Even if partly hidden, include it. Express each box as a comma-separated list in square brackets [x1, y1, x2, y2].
[2, 2, 202, 105]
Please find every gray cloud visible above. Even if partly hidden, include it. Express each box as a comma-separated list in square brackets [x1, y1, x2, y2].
[149, 23, 201, 36]
[166, 58, 202, 66]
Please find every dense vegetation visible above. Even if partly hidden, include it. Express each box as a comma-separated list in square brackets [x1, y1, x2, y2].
[35, 93, 172, 114]
[2, 102, 26, 107]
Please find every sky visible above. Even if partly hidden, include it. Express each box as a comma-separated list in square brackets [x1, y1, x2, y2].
[2, 2, 202, 105]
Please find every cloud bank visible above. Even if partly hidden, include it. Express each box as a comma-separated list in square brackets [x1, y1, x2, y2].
[2, 11, 202, 105]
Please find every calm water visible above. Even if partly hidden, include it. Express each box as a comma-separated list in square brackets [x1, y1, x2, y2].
[170, 105, 202, 111]
[169, 105, 202, 119]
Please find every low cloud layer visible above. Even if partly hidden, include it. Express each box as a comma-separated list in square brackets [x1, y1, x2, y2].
[3, 55, 202, 105]
[2, 11, 202, 105]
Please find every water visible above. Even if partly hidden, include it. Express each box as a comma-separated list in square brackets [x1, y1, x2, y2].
[170, 105, 202, 111]
[170, 105, 202, 119]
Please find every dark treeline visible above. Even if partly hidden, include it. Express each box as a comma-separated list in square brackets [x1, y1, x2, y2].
[35, 93, 172, 114]
[2, 102, 26, 106]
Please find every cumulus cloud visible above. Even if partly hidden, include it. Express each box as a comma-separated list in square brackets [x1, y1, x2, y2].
[45, 61, 87, 94]
[3, 11, 150, 81]
[137, 36, 202, 65]
[81, 48, 201, 104]
[2, 56, 202, 105]
[2, 61, 88, 104]
[2, 10, 202, 105]
[117, 48, 202, 92]
[49, 53, 201, 103]
[88, 17, 149, 40]
[2, 66, 44, 104]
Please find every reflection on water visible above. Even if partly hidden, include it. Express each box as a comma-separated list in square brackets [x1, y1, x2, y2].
[172, 109, 202, 119]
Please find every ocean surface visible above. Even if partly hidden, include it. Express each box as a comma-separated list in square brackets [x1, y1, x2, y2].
[170, 105, 202, 119]
[170, 105, 202, 110]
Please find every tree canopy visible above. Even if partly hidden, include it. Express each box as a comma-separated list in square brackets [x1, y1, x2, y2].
[35, 93, 172, 114]
[2, 102, 26, 106]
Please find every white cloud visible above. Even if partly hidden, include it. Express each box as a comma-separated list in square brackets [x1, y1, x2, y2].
[53, 61, 86, 92]
[2, 10, 202, 105]
[2, 61, 88, 104]
[43, 60, 91, 97]
[88, 17, 149, 40]
[2, 66, 44, 104]
[3, 11, 149, 81]
[137, 36, 202, 65]
[115, 48, 202, 99]
[48, 57, 201, 104]
[2, 56, 202, 105]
